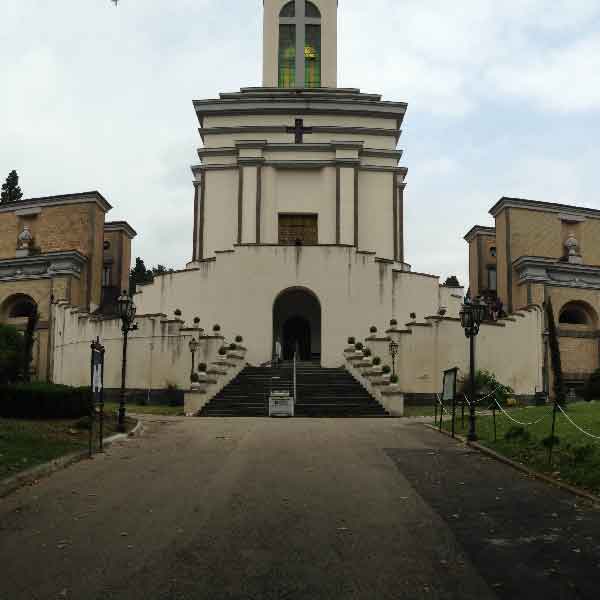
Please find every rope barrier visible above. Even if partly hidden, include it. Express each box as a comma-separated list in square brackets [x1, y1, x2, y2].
[493, 399, 552, 427]
[556, 403, 600, 441]
[435, 394, 450, 414]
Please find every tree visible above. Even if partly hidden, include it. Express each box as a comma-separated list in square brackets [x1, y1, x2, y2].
[0, 324, 24, 384]
[0, 170, 24, 203]
[444, 275, 461, 288]
[152, 264, 175, 277]
[129, 257, 154, 294]
[546, 298, 566, 405]
[129, 259, 174, 293]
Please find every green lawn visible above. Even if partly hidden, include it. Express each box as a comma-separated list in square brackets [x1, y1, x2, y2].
[404, 406, 438, 418]
[0, 414, 133, 480]
[445, 401, 600, 494]
[104, 402, 184, 417]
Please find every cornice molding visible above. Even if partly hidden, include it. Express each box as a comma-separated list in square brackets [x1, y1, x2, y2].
[0, 192, 112, 214]
[490, 197, 600, 220]
[0, 250, 88, 282]
[464, 225, 496, 243]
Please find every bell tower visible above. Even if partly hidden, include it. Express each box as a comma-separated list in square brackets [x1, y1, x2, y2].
[262, 0, 338, 88]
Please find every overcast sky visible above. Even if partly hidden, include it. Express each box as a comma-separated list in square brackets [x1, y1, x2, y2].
[2, 1, 599, 286]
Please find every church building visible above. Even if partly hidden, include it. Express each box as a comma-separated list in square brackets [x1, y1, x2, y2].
[135, 0, 458, 368]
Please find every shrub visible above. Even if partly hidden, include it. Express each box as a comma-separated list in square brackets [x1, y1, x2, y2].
[382, 365, 391, 375]
[571, 444, 595, 464]
[504, 426, 530, 442]
[229, 343, 236, 350]
[583, 369, 600, 402]
[235, 335, 243, 343]
[213, 324, 221, 332]
[0, 383, 90, 419]
[372, 357, 381, 366]
[390, 374, 399, 384]
[390, 319, 398, 327]
[459, 369, 513, 404]
[370, 326, 377, 334]
[347, 336, 356, 345]
[0, 324, 24, 384]
[191, 372, 200, 383]
[198, 362, 207, 372]
[363, 348, 372, 357]
[541, 435, 560, 449]
[218, 346, 227, 356]
[174, 309, 182, 317]
[193, 317, 201, 324]
[355, 342, 364, 351]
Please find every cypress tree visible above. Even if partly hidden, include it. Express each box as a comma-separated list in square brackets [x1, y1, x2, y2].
[0, 170, 24, 203]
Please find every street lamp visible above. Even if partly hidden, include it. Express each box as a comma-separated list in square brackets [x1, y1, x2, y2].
[389, 340, 399, 379]
[116, 290, 137, 433]
[188, 337, 199, 380]
[459, 297, 487, 441]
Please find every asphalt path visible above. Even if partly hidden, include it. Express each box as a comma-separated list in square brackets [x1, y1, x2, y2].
[0, 416, 598, 600]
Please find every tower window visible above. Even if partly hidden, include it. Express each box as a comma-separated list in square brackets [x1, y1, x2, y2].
[305, 24, 321, 88]
[305, 1, 321, 17]
[280, 1, 295, 17]
[278, 24, 296, 88]
[278, 0, 322, 88]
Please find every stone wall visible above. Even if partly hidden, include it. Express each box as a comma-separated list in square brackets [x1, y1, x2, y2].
[51, 302, 240, 391]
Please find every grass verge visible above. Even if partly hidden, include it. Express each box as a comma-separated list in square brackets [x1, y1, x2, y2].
[0, 414, 135, 480]
[444, 401, 600, 494]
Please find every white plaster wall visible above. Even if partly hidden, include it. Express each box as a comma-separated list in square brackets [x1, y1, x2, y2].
[241, 166, 258, 243]
[136, 246, 444, 369]
[392, 271, 440, 324]
[204, 169, 238, 257]
[274, 167, 336, 243]
[358, 170, 395, 259]
[339, 167, 355, 245]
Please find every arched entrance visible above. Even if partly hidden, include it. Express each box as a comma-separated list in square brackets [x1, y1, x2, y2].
[273, 288, 321, 361]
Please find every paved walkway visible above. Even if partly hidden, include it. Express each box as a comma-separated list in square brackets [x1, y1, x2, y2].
[0, 417, 598, 600]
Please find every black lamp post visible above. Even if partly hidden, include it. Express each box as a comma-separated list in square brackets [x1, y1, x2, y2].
[459, 297, 487, 441]
[189, 337, 199, 380]
[116, 290, 137, 433]
[389, 340, 399, 378]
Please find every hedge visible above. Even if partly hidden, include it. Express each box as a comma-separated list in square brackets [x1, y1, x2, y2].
[0, 383, 91, 419]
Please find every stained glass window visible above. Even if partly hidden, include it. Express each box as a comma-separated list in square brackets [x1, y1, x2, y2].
[305, 1, 321, 17]
[279, 25, 296, 87]
[280, 1, 295, 17]
[305, 24, 321, 87]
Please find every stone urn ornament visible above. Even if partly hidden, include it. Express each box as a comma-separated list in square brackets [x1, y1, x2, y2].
[565, 232, 583, 264]
[16, 225, 34, 257]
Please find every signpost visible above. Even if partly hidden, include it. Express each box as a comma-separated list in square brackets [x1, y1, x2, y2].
[442, 368, 459, 437]
[269, 376, 294, 417]
[90, 337, 106, 455]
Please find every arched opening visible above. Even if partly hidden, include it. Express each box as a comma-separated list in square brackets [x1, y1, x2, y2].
[273, 287, 321, 361]
[559, 301, 597, 328]
[1, 294, 37, 321]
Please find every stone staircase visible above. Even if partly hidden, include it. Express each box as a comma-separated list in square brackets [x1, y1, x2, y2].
[198, 362, 388, 417]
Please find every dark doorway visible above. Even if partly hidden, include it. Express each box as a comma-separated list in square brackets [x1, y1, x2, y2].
[273, 287, 321, 363]
[282, 316, 311, 360]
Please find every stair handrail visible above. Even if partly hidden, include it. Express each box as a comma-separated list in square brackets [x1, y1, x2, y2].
[293, 348, 297, 403]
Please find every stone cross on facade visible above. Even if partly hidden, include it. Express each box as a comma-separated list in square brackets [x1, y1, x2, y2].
[286, 118, 313, 144]
[279, 0, 322, 88]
